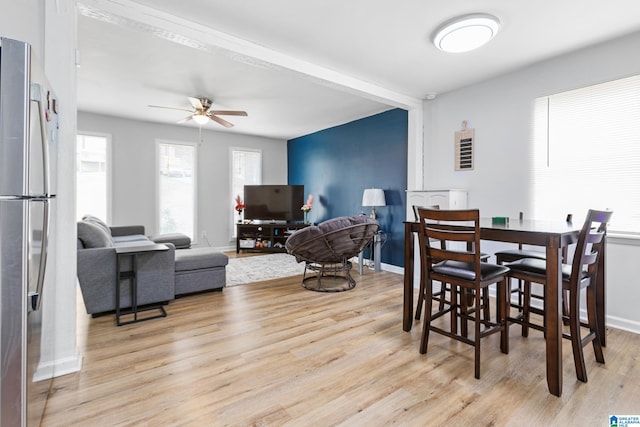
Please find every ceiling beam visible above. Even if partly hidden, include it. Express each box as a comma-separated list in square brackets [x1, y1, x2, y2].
[77, 0, 422, 111]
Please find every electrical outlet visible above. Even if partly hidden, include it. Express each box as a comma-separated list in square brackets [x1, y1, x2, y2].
[201, 230, 207, 238]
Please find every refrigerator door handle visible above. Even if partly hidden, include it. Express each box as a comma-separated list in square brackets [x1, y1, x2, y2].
[32, 199, 50, 311]
[30, 82, 50, 196]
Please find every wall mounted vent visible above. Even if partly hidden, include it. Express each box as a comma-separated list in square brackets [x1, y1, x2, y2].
[455, 121, 474, 171]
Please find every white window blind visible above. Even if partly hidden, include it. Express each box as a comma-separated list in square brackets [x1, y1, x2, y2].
[532, 75, 640, 233]
[76, 133, 111, 222]
[230, 148, 262, 237]
[157, 141, 196, 239]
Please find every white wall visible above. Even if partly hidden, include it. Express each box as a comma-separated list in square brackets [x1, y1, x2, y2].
[422, 30, 640, 333]
[1, 0, 44, 53]
[78, 112, 288, 248]
[1, 0, 81, 376]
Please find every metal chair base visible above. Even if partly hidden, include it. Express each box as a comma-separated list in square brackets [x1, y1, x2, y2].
[301, 260, 356, 292]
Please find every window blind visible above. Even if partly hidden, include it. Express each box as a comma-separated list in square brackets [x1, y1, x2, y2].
[532, 75, 640, 233]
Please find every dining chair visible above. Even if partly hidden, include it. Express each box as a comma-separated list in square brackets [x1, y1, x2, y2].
[495, 213, 573, 335]
[416, 207, 510, 379]
[504, 209, 612, 382]
[413, 205, 491, 328]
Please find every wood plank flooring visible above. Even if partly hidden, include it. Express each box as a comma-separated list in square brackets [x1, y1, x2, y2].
[42, 260, 640, 426]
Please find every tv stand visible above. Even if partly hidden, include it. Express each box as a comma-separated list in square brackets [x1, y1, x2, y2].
[236, 222, 308, 253]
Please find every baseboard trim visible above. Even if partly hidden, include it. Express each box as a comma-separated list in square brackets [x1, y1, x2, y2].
[34, 352, 83, 382]
[380, 262, 403, 275]
[606, 314, 640, 335]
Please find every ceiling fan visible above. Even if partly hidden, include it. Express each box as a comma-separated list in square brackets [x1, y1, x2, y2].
[149, 97, 248, 128]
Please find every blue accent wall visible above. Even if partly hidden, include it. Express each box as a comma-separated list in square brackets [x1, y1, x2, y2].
[287, 108, 408, 267]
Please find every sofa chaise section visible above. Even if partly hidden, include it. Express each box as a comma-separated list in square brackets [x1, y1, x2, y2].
[174, 247, 228, 295]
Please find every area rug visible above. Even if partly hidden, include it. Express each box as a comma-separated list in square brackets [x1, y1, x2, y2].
[226, 253, 306, 286]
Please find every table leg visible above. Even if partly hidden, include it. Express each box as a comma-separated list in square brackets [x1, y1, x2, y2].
[374, 235, 381, 272]
[403, 222, 414, 332]
[499, 278, 508, 354]
[545, 237, 563, 397]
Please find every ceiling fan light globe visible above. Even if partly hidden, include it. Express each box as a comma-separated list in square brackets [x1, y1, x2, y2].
[193, 113, 209, 125]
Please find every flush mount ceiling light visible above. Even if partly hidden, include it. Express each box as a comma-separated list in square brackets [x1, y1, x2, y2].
[433, 14, 500, 53]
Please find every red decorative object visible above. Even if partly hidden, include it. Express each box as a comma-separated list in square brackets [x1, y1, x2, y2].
[234, 195, 246, 213]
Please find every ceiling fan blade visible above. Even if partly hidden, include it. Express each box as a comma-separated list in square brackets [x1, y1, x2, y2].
[188, 97, 204, 110]
[149, 104, 193, 113]
[177, 115, 193, 124]
[209, 114, 234, 128]
[210, 110, 248, 117]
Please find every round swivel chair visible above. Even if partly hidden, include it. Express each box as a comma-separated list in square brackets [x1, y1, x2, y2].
[285, 216, 379, 292]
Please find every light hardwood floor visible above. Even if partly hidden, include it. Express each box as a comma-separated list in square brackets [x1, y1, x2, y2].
[42, 260, 640, 426]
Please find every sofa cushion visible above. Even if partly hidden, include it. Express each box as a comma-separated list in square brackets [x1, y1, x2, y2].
[112, 234, 150, 244]
[77, 220, 114, 248]
[82, 215, 111, 236]
[175, 248, 228, 272]
[113, 240, 157, 248]
[109, 225, 146, 237]
[151, 233, 192, 249]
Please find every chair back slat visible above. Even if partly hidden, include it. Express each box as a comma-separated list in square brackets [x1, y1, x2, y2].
[416, 208, 482, 283]
[423, 226, 475, 243]
[428, 246, 475, 264]
[569, 209, 613, 291]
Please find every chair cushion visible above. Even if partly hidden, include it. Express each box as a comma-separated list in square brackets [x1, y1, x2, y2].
[317, 215, 372, 233]
[286, 216, 378, 264]
[285, 226, 327, 261]
[506, 258, 572, 279]
[77, 220, 114, 248]
[433, 260, 509, 282]
[495, 249, 546, 262]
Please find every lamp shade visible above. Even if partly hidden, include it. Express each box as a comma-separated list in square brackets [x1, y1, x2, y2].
[362, 188, 386, 207]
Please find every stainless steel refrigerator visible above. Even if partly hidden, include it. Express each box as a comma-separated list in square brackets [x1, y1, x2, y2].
[1, 37, 59, 426]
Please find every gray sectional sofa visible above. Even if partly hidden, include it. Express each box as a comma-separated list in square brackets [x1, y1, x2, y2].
[77, 216, 228, 315]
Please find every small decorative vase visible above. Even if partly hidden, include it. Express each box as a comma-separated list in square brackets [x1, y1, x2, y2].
[304, 210, 310, 225]
[237, 211, 243, 223]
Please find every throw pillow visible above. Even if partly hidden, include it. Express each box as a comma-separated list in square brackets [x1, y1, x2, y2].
[82, 214, 112, 236]
[77, 220, 114, 248]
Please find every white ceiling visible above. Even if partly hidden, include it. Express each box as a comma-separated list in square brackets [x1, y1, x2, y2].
[77, 0, 640, 140]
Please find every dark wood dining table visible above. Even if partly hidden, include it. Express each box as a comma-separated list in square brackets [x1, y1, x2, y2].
[403, 218, 607, 397]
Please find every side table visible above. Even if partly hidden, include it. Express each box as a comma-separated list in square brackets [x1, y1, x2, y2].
[358, 230, 384, 274]
[115, 243, 169, 326]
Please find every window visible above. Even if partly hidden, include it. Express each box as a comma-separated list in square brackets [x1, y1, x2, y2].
[231, 148, 261, 236]
[532, 75, 640, 233]
[157, 141, 196, 240]
[76, 133, 111, 221]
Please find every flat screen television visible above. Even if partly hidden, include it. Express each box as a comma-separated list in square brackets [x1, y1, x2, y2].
[243, 185, 304, 222]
